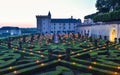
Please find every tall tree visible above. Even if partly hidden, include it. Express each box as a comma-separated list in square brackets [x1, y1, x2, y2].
[96, 0, 110, 13]
[96, 0, 120, 13]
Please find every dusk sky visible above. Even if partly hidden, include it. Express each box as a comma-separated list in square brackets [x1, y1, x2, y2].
[0, 0, 97, 28]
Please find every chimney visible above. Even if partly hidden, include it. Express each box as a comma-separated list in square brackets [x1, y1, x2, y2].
[71, 16, 73, 19]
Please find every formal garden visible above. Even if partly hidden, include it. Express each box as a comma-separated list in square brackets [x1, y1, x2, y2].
[0, 33, 120, 75]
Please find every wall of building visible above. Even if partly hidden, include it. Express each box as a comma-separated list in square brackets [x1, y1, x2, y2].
[50, 23, 76, 34]
[78, 23, 120, 42]
[41, 18, 50, 34]
[36, 12, 81, 34]
[78, 25, 91, 37]
[36, 17, 51, 34]
[0, 29, 21, 37]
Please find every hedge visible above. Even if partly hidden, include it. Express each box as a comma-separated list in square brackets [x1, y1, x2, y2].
[93, 10, 120, 22]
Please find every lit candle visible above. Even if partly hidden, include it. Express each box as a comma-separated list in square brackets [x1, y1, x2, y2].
[72, 62, 76, 65]
[90, 50, 92, 52]
[58, 59, 61, 61]
[114, 72, 118, 75]
[92, 62, 97, 64]
[9, 66, 13, 69]
[36, 60, 39, 63]
[117, 66, 120, 69]
[30, 52, 33, 54]
[13, 71, 17, 74]
[40, 63, 45, 66]
[71, 52, 75, 54]
[88, 66, 92, 69]
[41, 55, 44, 57]
[77, 53, 80, 56]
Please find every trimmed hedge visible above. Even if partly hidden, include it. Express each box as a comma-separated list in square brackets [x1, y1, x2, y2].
[93, 10, 120, 22]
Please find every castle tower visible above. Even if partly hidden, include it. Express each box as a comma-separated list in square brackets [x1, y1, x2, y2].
[48, 11, 51, 18]
[36, 11, 51, 34]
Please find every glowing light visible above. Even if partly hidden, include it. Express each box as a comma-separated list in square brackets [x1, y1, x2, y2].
[38, 51, 41, 53]
[22, 50, 25, 52]
[90, 50, 92, 52]
[88, 66, 92, 69]
[97, 48, 99, 50]
[71, 51, 75, 54]
[77, 53, 80, 56]
[13, 71, 17, 74]
[102, 46, 106, 48]
[110, 29, 116, 42]
[83, 49, 86, 51]
[58, 59, 61, 61]
[6, 30, 9, 33]
[41, 55, 44, 57]
[114, 72, 118, 75]
[36, 60, 40, 63]
[92, 62, 97, 64]
[30, 52, 33, 54]
[72, 62, 76, 65]
[11, 32, 14, 35]
[9, 66, 13, 69]
[40, 63, 45, 66]
[118, 48, 120, 50]
[117, 66, 120, 69]
[58, 54, 62, 57]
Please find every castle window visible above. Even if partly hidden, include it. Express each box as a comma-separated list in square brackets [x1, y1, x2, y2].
[69, 24, 70, 29]
[64, 26, 65, 29]
[59, 26, 61, 29]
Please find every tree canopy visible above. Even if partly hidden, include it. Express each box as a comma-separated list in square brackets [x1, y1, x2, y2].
[96, 0, 120, 13]
[84, 0, 120, 22]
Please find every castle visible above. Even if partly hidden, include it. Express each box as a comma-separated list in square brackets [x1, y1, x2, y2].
[36, 12, 81, 34]
[36, 12, 120, 42]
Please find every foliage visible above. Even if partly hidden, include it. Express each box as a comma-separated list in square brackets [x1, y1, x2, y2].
[0, 34, 120, 75]
[93, 10, 120, 22]
[84, 13, 98, 19]
[84, 0, 120, 21]
[96, 0, 120, 13]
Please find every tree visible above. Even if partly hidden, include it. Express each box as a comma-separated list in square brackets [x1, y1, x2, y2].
[96, 0, 110, 13]
[96, 0, 120, 13]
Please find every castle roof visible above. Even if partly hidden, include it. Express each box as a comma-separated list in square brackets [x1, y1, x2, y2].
[36, 15, 49, 18]
[51, 19, 81, 23]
